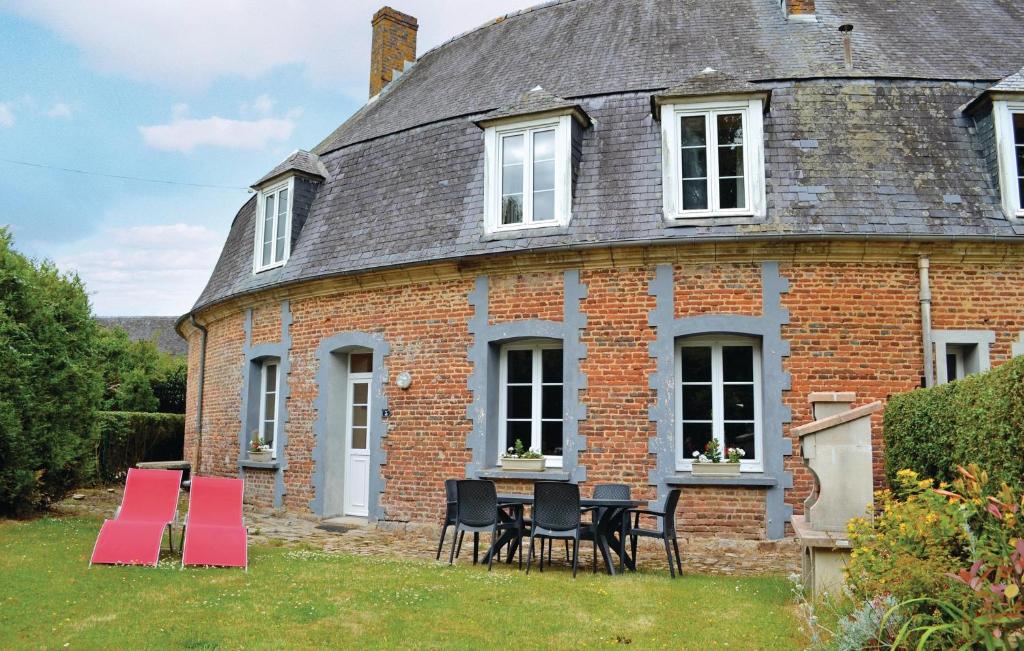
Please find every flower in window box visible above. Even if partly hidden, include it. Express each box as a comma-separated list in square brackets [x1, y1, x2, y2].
[726, 447, 746, 464]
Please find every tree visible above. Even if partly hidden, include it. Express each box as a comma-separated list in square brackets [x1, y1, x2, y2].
[0, 228, 103, 516]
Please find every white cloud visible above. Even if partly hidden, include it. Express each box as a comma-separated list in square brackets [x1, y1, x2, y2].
[2, 1, 540, 94]
[46, 102, 73, 118]
[242, 94, 275, 116]
[55, 223, 224, 316]
[0, 103, 14, 127]
[139, 113, 295, 153]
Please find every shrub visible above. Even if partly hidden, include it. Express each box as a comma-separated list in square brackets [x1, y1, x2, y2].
[90, 411, 185, 484]
[95, 326, 186, 414]
[0, 229, 103, 516]
[846, 465, 1024, 648]
[884, 356, 1024, 488]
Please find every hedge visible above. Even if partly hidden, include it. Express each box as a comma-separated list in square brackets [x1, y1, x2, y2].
[884, 355, 1024, 487]
[90, 411, 185, 484]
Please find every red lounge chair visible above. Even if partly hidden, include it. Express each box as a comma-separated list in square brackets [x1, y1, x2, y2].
[90, 468, 183, 567]
[181, 476, 247, 569]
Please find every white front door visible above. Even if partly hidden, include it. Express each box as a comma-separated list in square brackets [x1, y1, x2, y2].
[344, 374, 371, 517]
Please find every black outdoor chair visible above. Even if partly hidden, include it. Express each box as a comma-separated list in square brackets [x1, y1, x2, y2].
[448, 480, 516, 571]
[526, 482, 595, 578]
[623, 488, 683, 578]
[435, 479, 461, 560]
[577, 483, 631, 573]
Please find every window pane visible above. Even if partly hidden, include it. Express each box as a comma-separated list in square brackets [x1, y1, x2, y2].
[503, 133, 525, 165]
[682, 422, 713, 460]
[350, 353, 372, 373]
[351, 427, 367, 450]
[352, 382, 368, 405]
[719, 177, 746, 210]
[541, 348, 563, 383]
[502, 158, 524, 196]
[680, 346, 712, 382]
[501, 195, 523, 224]
[506, 349, 532, 383]
[541, 385, 562, 419]
[506, 386, 532, 419]
[277, 189, 288, 218]
[262, 195, 274, 266]
[1018, 177, 1023, 207]
[682, 179, 708, 210]
[265, 365, 278, 392]
[723, 384, 754, 420]
[533, 188, 555, 222]
[681, 148, 706, 178]
[352, 405, 367, 428]
[722, 346, 753, 382]
[718, 144, 744, 177]
[533, 129, 555, 161]
[263, 389, 275, 422]
[724, 422, 755, 460]
[263, 420, 275, 445]
[682, 385, 712, 420]
[262, 242, 272, 267]
[680, 116, 706, 147]
[717, 113, 744, 145]
[534, 158, 555, 192]
[946, 353, 959, 381]
[501, 134, 525, 225]
[541, 420, 562, 457]
[505, 420, 531, 452]
[1014, 113, 1024, 145]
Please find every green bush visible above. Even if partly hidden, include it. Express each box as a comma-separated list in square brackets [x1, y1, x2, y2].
[90, 411, 185, 484]
[95, 326, 186, 414]
[0, 229, 103, 516]
[884, 356, 1024, 487]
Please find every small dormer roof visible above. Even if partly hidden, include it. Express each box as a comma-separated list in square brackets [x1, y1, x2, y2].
[251, 150, 329, 189]
[964, 65, 1024, 114]
[474, 86, 591, 129]
[652, 67, 771, 114]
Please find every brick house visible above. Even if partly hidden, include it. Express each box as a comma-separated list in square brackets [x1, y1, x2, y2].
[178, 0, 1024, 545]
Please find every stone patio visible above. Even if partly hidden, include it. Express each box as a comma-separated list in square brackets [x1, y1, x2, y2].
[57, 487, 799, 575]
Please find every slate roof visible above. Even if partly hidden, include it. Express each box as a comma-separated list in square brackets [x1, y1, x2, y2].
[653, 68, 770, 108]
[474, 86, 590, 127]
[252, 150, 328, 188]
[98, 317, 188, 356]
[192, 0, 1024, 313]
[989, 65, 1024, 93]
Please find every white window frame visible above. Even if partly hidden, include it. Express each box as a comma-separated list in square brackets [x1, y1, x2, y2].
[993, 100, 1024, 220]
[483, 115, 573, 233]
[258, 361, 280, 458]
[497, 340, 564, 468]
[660, 98, 766, 221]
[675, 335, 763, 472]
[253, 176, 295, 272]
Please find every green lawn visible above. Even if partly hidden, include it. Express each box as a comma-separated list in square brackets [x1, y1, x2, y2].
[0, 517, 804, 650]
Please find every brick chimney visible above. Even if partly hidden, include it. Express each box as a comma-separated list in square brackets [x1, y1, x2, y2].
[781, 0, 815, 20]
[369, 6, 418, 98]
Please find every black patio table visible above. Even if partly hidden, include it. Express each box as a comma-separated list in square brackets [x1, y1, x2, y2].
[482, 493, 646, 575]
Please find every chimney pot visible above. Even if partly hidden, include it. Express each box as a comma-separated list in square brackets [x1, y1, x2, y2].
[369, 6, 418, 98]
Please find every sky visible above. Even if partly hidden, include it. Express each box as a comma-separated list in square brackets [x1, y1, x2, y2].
[0, 0, 537, 316]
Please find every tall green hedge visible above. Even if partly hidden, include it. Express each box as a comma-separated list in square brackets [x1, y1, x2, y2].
[90, 411, 185, 484]
[0, 229, 103, 516]
[884, 355, 1024, 487]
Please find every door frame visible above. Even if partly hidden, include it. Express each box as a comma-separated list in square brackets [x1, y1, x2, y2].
[343, 370, 372, 517]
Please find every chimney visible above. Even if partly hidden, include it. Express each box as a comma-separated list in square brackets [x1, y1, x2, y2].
[369, 6, 418, 98]
[839, 24, 854, 71]
[781, 0, 815, 20]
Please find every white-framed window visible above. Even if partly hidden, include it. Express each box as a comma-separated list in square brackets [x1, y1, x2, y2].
[259, 361, 280, 457]
[253, 177, 294, 272]
[993, 101, 1024, 219]
[498, 340, 564, 467]
[483, 115, 572, 233]
[660, 98, 766, 220]
[675, 335, 763, 472]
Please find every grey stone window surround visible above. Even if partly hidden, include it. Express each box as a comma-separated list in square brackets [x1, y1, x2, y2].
[1013, 332, 1024, 358]
[932, 329, 995, 384]
[309, 332, 390, 521]
[238, 301, 292, 509]
[647, 261, 793, 540]
[466, 269, 588, 483]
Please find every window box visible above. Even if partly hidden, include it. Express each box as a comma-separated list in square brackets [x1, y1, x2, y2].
[500, 457, 547, 472]
[691, 461, 742, 476]
[248, 450, 272, 463]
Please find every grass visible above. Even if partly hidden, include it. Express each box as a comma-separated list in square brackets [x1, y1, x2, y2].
[0, 517, 804, 650]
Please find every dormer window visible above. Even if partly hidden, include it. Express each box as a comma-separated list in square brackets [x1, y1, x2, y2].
[254, 177, 294, 272]
[993, 101, 1024, 219]
[659, 98, 766, 220]
[483, 116, 572, 232]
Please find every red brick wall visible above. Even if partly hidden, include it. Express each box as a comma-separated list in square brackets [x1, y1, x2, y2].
[244, 468, 275, 508]
[250, 304, 281, 346]
[184, 248, 1024, 539]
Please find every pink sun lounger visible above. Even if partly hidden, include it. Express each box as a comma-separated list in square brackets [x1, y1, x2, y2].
[181, 476, 247, 569]
[90, 468, 183, 567]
